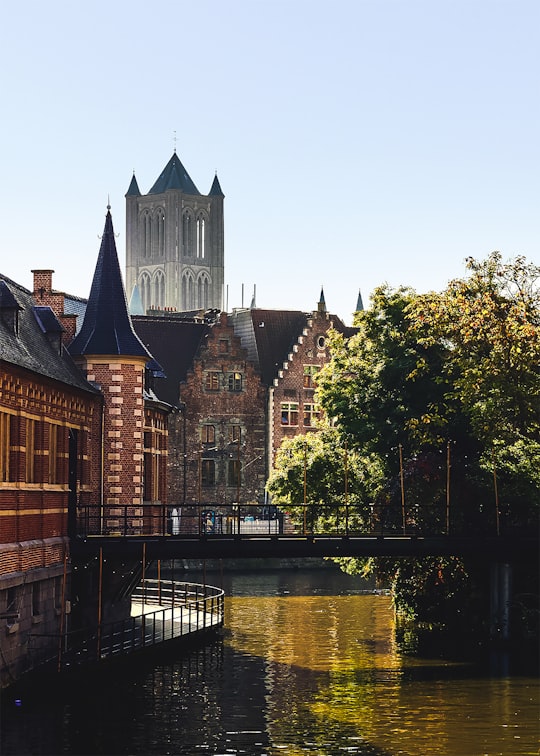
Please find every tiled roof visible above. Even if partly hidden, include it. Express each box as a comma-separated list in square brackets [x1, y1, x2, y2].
[148, 153, 200, 195]
[0, 275, 97, 393]
[69, 208, 151, 359]
[132, 316, 210, 406]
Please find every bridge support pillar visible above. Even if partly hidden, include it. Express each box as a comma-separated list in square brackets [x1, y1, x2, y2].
[490, 562, 512, 642]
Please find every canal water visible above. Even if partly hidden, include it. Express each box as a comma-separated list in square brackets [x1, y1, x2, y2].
[1, 567, 538, 755]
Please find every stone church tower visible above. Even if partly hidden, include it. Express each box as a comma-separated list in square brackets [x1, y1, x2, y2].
[125, 151, 224, 314]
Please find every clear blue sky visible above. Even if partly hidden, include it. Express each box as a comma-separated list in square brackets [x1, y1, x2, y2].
[1, 0, 538, 324]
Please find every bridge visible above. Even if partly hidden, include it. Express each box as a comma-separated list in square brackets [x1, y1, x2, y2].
[72, 502, 538, 562]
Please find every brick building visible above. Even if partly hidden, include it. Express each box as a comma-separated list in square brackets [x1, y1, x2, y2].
[0, 274, 100, 687]
[0, 207, 171, 687]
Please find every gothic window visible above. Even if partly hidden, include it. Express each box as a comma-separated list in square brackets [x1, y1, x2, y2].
[228, 372, 243, 392]
[197, 272, 210, 309]
[201, 424, 215, 444]
[181, 271, 195, 310]
[182, 211, 193, 256]
[142, 210, 151, 258]
[201, 459, 215, 486]
[303, 365, 320, 389]
[154, 270, 165, 309]
[156, 209, 165, 256]
[281, 402, 299, 426]
[140, 273, 151, 312]
[196, 214, 206, 259]
[205, 372, 220, 391]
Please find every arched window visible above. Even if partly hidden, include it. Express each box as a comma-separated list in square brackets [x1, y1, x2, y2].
[181, 270, 195, 310]
[196, 214, 206, 259]
[154, 270, 165, 309]
[139, 272, 151, 312]
[197, 272, 210, 309]
[155, 209, 165, 256]
[142, 211, 151, 258]
[182, 211, 193, 256]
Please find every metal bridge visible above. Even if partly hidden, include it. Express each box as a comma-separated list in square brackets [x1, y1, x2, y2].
[72, 502, 538, 562]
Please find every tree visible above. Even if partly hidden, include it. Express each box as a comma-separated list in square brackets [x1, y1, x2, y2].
[270, 254, 539, 632]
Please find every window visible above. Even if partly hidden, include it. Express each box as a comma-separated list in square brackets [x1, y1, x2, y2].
[201, 424, 215, 444]
[26, 418, 36, 483]
[228, 459, 241, 487]
[303, 403, 319, 427]
[0, 412, 10, 482]
[228, 372, 242, 392]
[317, 335, 326, 350]
[219, 339, 229, 354]
[281, 402, 299, 426]
[228, 425, 241, 444]
[196, 215, 205, 259]
[32, 582, 40, 616]
[303, 365, 320, 389]
[48, 423, 58, 483]
[183, 211, 193, 256]
[201, 459, 215, 486]
[205, 372, 220, 391]
[6, 587, 17, 626]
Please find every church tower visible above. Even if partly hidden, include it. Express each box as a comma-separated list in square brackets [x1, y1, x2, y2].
[125, 152, 224, 314]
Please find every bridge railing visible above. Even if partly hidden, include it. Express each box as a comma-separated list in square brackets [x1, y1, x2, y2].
[76, 499, 515, 538]
[59, 580, 224, 669]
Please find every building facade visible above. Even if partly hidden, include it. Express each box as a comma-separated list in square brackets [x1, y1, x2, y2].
[125, 152, 224, 314]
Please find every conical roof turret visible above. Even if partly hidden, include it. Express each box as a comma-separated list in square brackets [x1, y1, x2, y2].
[209, 173, 224, 197]
[125, 172, 141, 196]
[69, 207, 151, 359]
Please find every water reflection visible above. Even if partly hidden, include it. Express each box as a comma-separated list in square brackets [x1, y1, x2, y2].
[1, 568, 538, 755]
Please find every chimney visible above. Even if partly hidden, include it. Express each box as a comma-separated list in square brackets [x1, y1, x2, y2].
[32, 269, 65, 319]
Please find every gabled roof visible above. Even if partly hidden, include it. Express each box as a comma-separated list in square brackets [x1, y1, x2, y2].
[0, 275, 97, 393]
[69, 208, 151, 359]
[148, 152, 200, 195]
[132, 316, 210, 406]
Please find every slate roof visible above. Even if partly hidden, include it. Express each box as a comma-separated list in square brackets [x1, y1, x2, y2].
[126, 173, 141, 197]
[132, 316, 210, 406]
[232, 309, 308, 386]
[0, 275, 97, 394]
[209, 173, 224, 197]
[69, 208, 151, 359]
[230, 307, 357, 385]
[148, 153, 200, 196]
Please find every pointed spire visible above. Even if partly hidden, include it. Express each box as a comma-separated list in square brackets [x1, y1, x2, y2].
[209, 172, 224, 197]
[126, 172, 141, 197]
[355, 289, 364, 312]
[148, 153, 199, 195]
[317, 287, 327, 314]
[69, 207, 151, 359]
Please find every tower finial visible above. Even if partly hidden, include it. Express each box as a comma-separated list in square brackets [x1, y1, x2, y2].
[173, 130, 177, 153]
[107, 194, 111, 211]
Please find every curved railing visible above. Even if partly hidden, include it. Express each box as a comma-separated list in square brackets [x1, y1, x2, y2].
[61, 580, 224, 668]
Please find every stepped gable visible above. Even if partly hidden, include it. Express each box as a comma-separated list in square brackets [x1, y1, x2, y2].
[132, 315, 210, 406]
[0, 275, 96, 393]
[249, 309, 309, 385]
[69, 207, 151, 359]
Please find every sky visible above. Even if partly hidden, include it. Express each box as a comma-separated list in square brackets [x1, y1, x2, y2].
[1, 0, 538, 325]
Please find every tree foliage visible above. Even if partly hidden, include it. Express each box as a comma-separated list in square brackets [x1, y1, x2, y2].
[268, 253, 539, 628]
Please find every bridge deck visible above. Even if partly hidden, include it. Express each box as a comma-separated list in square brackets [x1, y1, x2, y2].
[72, 533, 538, 561]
